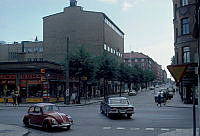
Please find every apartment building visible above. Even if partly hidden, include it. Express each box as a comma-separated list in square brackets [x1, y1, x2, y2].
[172, 0, 198, 103]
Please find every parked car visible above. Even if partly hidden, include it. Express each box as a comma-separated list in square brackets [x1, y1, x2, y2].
[100, 97, 134, 118]
[23, 103, 73, 130]
[128, 90, 137, 96]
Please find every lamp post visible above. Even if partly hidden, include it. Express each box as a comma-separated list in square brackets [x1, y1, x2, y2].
[64, 37, 70, 104]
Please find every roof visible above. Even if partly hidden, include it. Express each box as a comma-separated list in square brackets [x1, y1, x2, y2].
[124, 52, 149, 59]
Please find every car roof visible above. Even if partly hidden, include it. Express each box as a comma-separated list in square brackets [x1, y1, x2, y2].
[32, 103, 55, 107]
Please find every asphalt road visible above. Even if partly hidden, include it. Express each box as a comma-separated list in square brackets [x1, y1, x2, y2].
[0, 90, 194, 136]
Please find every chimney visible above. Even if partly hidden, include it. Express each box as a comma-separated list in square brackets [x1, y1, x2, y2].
[70, 0, 77, 7]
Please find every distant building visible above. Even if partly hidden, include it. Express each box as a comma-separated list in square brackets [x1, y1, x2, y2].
[172, 0, 198, 103]
[0, 41, 44, 62]
[124, 51, 166, 84]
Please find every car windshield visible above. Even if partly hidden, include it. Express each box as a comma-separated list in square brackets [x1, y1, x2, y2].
[109, 98, 129, 105]
[43, 105, 59, 113]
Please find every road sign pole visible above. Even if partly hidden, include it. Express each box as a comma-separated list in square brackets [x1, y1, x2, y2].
[193, 86, 196, 136]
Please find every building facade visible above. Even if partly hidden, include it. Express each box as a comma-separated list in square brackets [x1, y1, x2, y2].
[172, 0, 198, 103]
[0, 1, 125, 103]
[124, 51, 166, 85]
[43, 3, 124, 64]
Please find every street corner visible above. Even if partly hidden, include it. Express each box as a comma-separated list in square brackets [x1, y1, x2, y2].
[0, 124, 29, 136]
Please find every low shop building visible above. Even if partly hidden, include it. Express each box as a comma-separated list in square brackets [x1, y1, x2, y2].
[0, 61, 65, 103]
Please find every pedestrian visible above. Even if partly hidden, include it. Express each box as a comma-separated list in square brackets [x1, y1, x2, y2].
[11, 91, 17, 106]
[157, 94, 162, 107]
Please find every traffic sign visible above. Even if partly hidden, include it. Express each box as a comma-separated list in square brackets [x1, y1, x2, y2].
[167, 64, 188, 83]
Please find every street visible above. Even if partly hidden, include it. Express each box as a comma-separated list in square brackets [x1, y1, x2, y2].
[0, 89, 194, 136]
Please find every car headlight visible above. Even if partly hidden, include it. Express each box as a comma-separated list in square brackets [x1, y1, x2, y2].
[67, 115, 73, 122]
[51, 119, 58, 125]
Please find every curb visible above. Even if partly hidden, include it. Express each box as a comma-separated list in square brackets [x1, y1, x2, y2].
[165, 105, 193, 108]
[0, 100, 101, 108]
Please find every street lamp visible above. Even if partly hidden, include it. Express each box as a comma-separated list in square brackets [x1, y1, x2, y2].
[64, 37, 70, 104]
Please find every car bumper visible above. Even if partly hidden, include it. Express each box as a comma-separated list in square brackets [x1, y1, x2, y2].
[109, 110, 134, 114]
[52, 122, 72, 128]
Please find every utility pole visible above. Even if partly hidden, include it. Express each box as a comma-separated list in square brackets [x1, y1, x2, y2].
[64, 37, 70, 104]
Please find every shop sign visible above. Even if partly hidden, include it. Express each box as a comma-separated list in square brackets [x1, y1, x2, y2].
[0, 74, 16, 79]
[27, 80, 41, 84]
[20, 74, 42, 80]
[0, 80, 6, 84]
[7, 80, 16, 84]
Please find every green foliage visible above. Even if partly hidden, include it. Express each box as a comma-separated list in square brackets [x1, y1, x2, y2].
[171, 56, 176, 65]
[94, 53, 117, 81]
[69, 46, 94, 80]
[69, 46, 156, 85]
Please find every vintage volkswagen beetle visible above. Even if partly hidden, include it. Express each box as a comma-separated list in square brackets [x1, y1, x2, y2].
[100, 97, 134, 118]
[23, 103, 73, 130]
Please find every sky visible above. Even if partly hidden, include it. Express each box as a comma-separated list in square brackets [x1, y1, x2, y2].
[0, 0, 174, 78]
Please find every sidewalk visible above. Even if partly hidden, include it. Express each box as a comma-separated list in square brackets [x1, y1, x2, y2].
[158, 91, 194, 136]
[159, 128, 198, 136]
[0, 124, 28, 136]
[165, 91, 192, 108]
[0, 97, 103, 107]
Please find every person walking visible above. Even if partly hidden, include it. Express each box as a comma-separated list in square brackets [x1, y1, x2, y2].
[11, 91, 17, 106]
[157, 94, 162, 107]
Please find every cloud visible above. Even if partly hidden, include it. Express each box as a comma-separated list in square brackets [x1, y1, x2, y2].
[98, 0, 118, 4]
[122, 0, 144, 11]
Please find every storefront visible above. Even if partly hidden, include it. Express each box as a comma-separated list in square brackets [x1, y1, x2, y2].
[0, 61, 65, 103]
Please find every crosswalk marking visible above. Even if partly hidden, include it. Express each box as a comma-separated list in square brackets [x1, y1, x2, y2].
[161, 128, 169, 131]
[145, 128, 154, 131]
[176, 129, 185, 131]
[116, 127, 125, 130]
[102, 127, 192, 132]
[103, 127, 111, 130]
[130, 128, 140, 131]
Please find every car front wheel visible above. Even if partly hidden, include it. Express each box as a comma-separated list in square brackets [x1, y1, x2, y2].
[23, 118, 30, 127]
[43, 121, 52, 130]
[127, 114, 132, 118]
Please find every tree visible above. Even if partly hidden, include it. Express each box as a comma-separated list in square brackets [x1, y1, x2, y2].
[171, 56, 176, 65]
[69, 46, 95, 103]
[142, 69, 155, 88]
[95, 54, 117, 98]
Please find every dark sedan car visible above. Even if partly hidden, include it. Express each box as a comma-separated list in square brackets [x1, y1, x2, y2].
[23, 103, 73, 130]
[100, 97, 134, 118]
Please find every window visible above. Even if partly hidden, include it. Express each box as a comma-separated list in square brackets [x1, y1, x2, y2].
[104, 18, 124, 38]
[174, 4, 177, 18]
[175, 28, 178, 42]
[183, 46, 190, 63]
[181, 18, 189, 35]
[181, 0, 188, 6]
